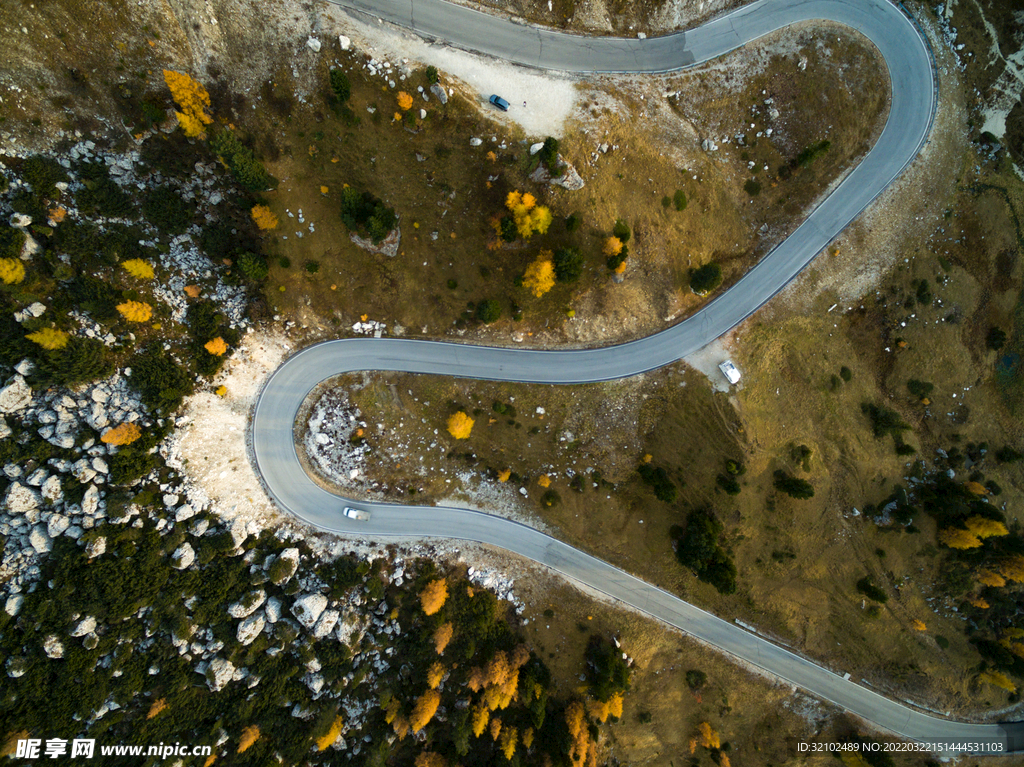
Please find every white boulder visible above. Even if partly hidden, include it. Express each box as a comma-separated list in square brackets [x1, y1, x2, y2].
[237, 613, 266, 646]
[5, 483, 40, 513]
[291, 593, 328, 629]
[171, 543, 195, 570]
[43, 635, 64, 659]
[0, 375, 32, 413]
[339, 34, 351, 50]
[29, 525, 52, 554]
[70, 616, 96, 637]
[228, 589, 266, 619]
[313, 609, 340, 639]
[5, 594, 24, 617]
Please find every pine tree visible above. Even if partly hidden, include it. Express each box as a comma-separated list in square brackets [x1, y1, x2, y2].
[26, 327, 69, 350]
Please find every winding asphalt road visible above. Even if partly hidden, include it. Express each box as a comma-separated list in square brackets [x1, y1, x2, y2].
[253, 0, 1024, 753]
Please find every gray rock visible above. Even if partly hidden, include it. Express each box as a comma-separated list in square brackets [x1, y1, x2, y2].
[81, 485, 99, 516]
[0, 417, 9, 440]
[14, 359, 34, 376]
[29, 525, 52, 554]
[229, 518, 248, 549]
[9, 213, 31, 228]
[26, 468, 47, 486]
[305, 672, 325, 695]
[47, 514, 69, 538]
[24, 302, 46, 318]
[64, 525, 84, 539]
[175, 504, 196, 522]
[71, 459, 97, 484]
[91, 387, 108, 403]
[307, 36, 321, 52]
[6, 483, 40, 513]
[43, 635, 64, 659]
[0, 375, 32, 413]
[236, 612, 265, 646]
[70, 615, 97, 637]
[203, 656, 235, 691]
[228, 589, 266, 619]
[430, 83, 448, 104]
[171, 543, 195, 569]
[6, 657, 28, 678]
[3, 464, 22, 480]
[339, 34, 351, 50]
[529, 141, 545, 155]
[265, 596, 283, 623]
[469, 137, 483, 147]
[4, 594, 24, 617]
[162, 493, 179, 508]
[291, 593, 328, 629]
[91, 457, 108, 475]
[313, 609, 340, 639]
[85, 536, 106, 558]
[190, 518, 210, 537]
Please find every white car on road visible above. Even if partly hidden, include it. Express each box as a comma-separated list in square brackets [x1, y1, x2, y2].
[343, 506, 371, 521]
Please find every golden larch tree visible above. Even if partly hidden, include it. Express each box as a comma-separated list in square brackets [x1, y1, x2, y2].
[427, 661, 445, 689]
[420, 578, 448, 616]
[966, 516, 1008, 539]
[965, 481, 989, 496]
[979, 670, 1016, 692]
[409, 689, 441, 732]
[485, 651, 510, 687]
[447, 411, 474, 439]
[489, 717, 502, 741]
[500, 726, 517, 760]
[251, 204, 279, 231]
[587, 699, 610, 723]
[608, 692, 624, 719]
[497, 469, 511, 482]
[101, 422, 143, 446]
[163, 69, 213, 138]
[603, 237, 623, 257]
[978, 570, 1007, 588]
[967, 596, 990, 609]
[204, 337, 228, 356]
[537, 474, 551, 488]
[121, 258, 155, 279]
[116, 300, 153, 323]
[911, 619, 927, 631]
[565, 700, 589, 767]
[433, 622, 453, 654]
[384, 698, 401, 724]
[316, 716, 345, 751]
[1001, 555, 1024, 583]
[147, 698, 168, 719]
[397, 92, 414, 111]
[392, 717, 410, 739]
[697, 722, 720, 749]
[415, 753, 446, 767]
[522, 727, 534, 750]
[523, 252, 556, 298]
[0, 258, 25, 285]
[471, 705, 489, 737]
[938, 527, 982, 550]
[26, 327, 68, 350]
[237, 726, 260, 754]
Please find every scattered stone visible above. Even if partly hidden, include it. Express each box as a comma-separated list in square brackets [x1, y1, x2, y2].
[43, 635, 64, 659]
[228, 589, 267, 619]
[0, 375, 32, 413]
[204, 657, 236, 691]
[469, 137, 483, 147]
[307, 37, 322, 53]
[265, 597, 283, 623]
[430, 83, 448, 104]
[339, 34, 351, 50]
[291, 593, 328, 629]
[29, 525, 52, 554]
[47, 514, 70, 538]
[175, 504, 196, 522]
[236, 613, 266, 646]
[70, 616, 97, 638]
[529, 142, 545, 155]
[6, 483, 40, 513]
[5, 594, 24, 617]
[85, 536, 106, 558]
[171, 543, 195, 569]
[313, 609, 340, 639]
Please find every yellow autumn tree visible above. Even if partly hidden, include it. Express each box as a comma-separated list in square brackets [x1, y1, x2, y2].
[522, 728, 534, 749]
[485, 651, 511, 688]
[101, 422, 143, 446]
[0, 258, 26, 285]
[938, 527, 982, 550]
[697, 722, 721, 750]
[911, 619, 927, 631]
[471, 705, 490, 737]
[147, 698, 168, 719]
[415, 753, 446, 767]
[565, 700, 589, 767]
[966, 516, 1009, 539]
[979, 670, 1016, 692]
[497, 469, 511, 483]
[966, 480, 989, 496]
[587, 698, 610, 723]
[397, 91, 414, 111]
[427, 661, 445, 689]
[384, 698, 401, 724]
[1002, 555, 1024, 583]
[504, 190, 551, 239]
[116, 300, 153, 323]
[204, 337, 228, 356]
[121, 258, 155, 279]
[447, 411, 474, 439]
[1, 731, 30, 758]
[603, 237, 623, 257]
[537, 475, 551, 488]
[500, 726, 517, 760]
[967, 596, 990, 609]
[523, 252, 556, 298]
[251, 204, 278, 231]
[409, 689, 441, 732]
[316, 716, 344, 751]
[163, 69, 213, 138]
[237, 726, 260, 754]
[26, 327, 68, 350]
[978, 570, 1006, 588]
[489, 717, 502, 741]
[420, 578, 448, 616]
[393, 717, 410, 739]
[608, 692, 624, 719]
[433, 622, 453, 654]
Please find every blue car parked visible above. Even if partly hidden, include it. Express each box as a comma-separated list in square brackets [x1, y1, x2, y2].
[488, 94, 510, 112]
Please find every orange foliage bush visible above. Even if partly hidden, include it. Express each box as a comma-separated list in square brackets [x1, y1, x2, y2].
[251, 204, 279, 231]
[938, 527, 982, 550]
[447, 411, 475, 439]
[102, 422, 143, 446]
[433, 622, 453, 654]
[204, 337, 228, 356]
[397, 91, 414, 111]
[237, 726, 260, 754]
[420, 578, 448, 616]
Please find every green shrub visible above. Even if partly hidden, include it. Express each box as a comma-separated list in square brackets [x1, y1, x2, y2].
[36, 337, 114, 388]
[672, 508, 736, 594]
[553, 247, 584, 283]
[128, 346, 195, 414]
[304, 259, 320, 274]
[606, 243, 628, 271]
[996, 446, 1024, 463]
[538, 137, 561, 174]
[339, 187, 397, 243]
[425, 65, 439, 84]
[685, 669, 707, 690]
[895, 442, 917, 456]
[585, 635, 631, 701]
[673, 189, 687, 211]
[564, 213, 581, 232]
[839, 366, 853, 382]
[541, 489, 561, 507]
[237, 252, 269, 282]
[915, 279, 932, 305]
[661, 195, 671, 208]
[743, 179, 762, 196]
[689, 263, 722, 294]
[861, 402, 910, 440]
[329, 69, 351, 104]
[208, 129, 275, 191]
[716, 474, 740, 495]
[67, 275, 120, 320]
[475, 299, 501, 324]
[22, 155, 69, 198]
[773, 471, 814, 499]
[638, 463, 677, 503]
[987, 326, 1007, 350]
[907, 379, 934, 400]
[856, 576, 888, 603]
[725, 459, 745, 476]
[935, 635, 949, 649]
[795, 140, 831, 168]
[277, 256, 291, 269]
[612, 219, 631, 243]
[142, 187, 193, 235]
[0, 226, 26, 260]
